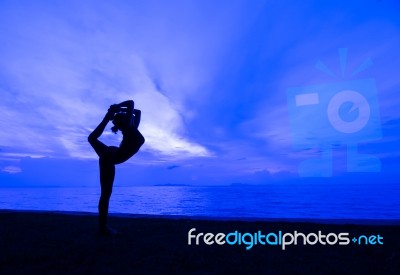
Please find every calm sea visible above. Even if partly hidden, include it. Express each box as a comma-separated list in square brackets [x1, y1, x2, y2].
[1, 184, 399, 220]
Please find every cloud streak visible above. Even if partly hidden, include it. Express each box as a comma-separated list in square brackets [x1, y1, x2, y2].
[0, 1, 225, 161]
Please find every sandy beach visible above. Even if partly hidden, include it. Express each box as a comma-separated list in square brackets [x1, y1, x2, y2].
[1, 210, 399, 274]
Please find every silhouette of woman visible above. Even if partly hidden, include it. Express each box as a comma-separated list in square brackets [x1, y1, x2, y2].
[88, 100, 145, 235]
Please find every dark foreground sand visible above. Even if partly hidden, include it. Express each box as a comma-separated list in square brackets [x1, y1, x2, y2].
[1, 210, 399, 274]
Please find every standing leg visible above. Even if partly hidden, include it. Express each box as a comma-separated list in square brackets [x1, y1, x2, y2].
[98, 156, 115, 234]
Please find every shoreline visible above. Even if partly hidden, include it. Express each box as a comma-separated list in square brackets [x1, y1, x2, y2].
[1, 208, 400, 225]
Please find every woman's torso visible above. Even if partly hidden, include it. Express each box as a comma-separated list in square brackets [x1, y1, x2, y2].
[114, 128, 145, 164]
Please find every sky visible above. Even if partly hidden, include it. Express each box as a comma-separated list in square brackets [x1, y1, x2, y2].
[0, 0, 399, 187]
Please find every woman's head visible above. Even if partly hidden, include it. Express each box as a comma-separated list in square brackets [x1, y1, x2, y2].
[111, 112, 129, 133]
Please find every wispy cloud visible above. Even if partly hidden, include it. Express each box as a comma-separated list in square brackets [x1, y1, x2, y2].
[0, 1, 237, 160]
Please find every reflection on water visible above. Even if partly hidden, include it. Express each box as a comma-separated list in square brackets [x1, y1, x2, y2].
[1, 184, 399, 219]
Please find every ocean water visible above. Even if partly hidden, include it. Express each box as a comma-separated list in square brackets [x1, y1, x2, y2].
[1, 184, 400, 220]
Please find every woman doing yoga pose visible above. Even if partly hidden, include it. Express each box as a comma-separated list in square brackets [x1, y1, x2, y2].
[88, 100, 145, 235]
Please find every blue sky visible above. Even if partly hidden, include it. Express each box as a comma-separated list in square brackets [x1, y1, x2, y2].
[0, 0, 399, 186]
